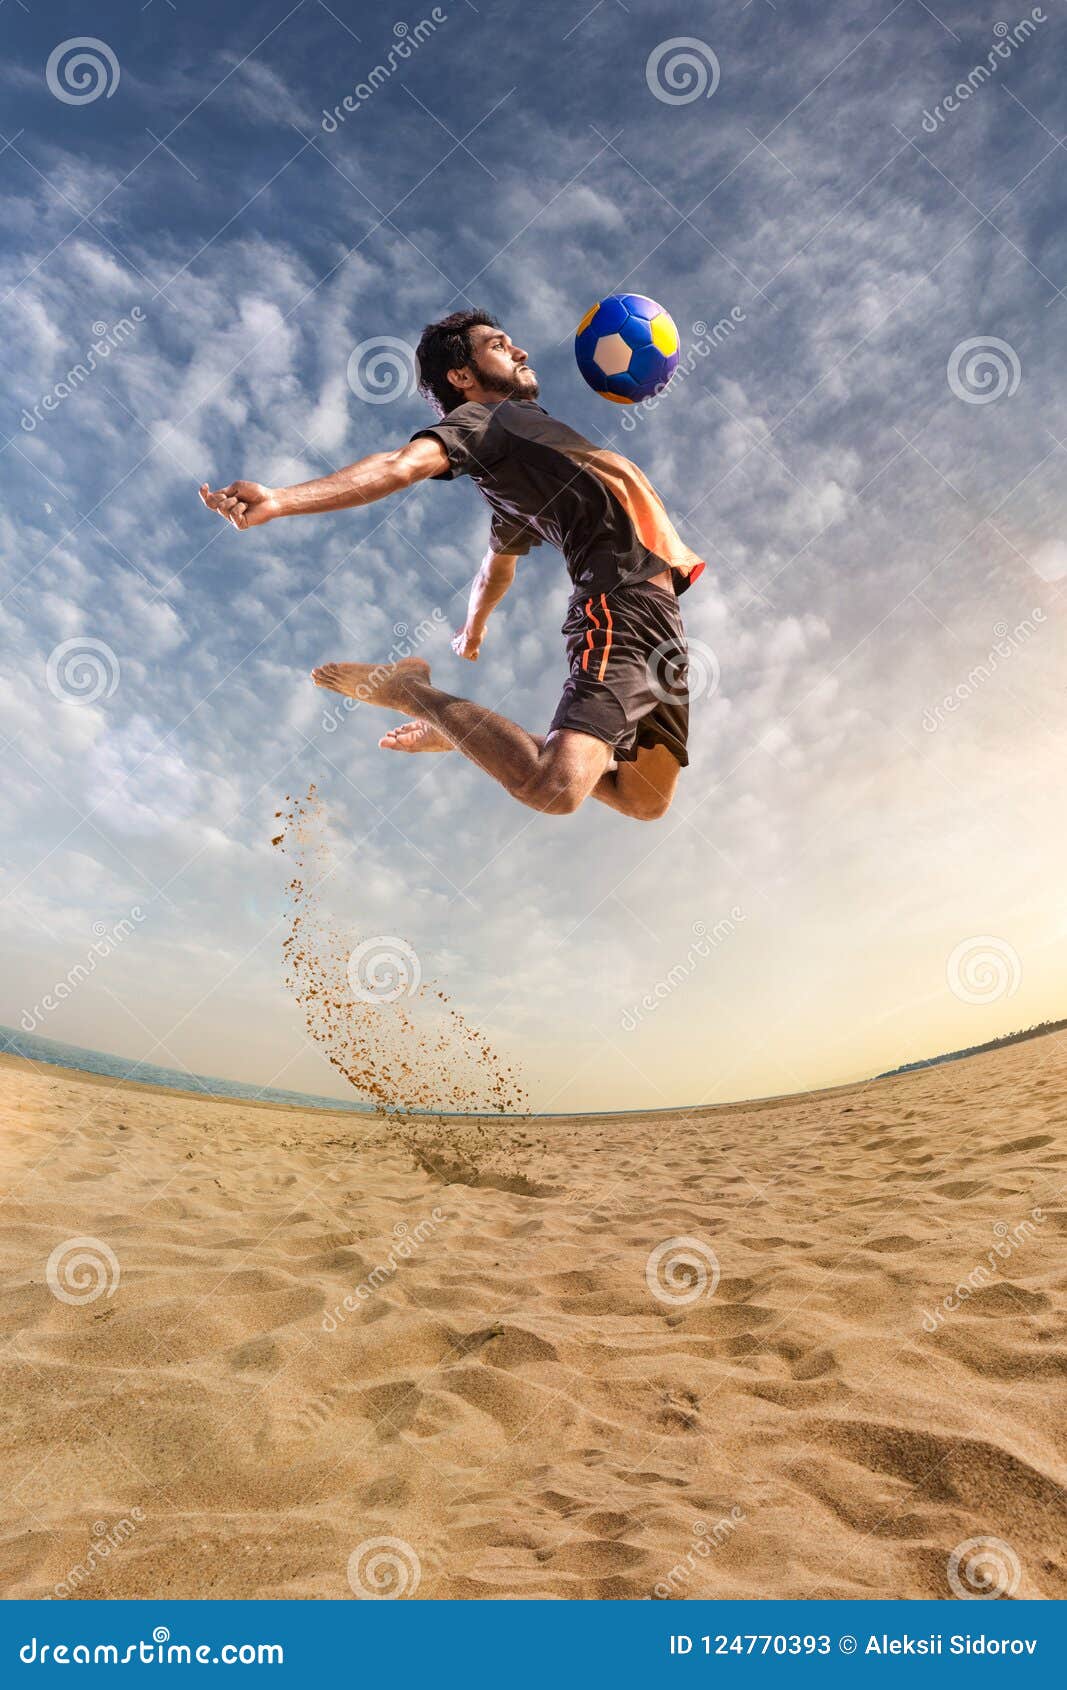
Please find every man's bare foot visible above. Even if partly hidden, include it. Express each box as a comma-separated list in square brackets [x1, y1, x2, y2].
[310, 656, 430, 709]
[379, 719, 453, 754]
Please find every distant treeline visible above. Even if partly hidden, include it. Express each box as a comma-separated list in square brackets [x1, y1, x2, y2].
[879, 1017, 1067, 1078]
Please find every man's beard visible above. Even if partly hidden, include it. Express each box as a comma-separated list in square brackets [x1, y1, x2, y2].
[476, 363, 540, 401]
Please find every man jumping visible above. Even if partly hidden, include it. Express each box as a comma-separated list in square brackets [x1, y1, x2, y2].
[199, 310, 705, 821]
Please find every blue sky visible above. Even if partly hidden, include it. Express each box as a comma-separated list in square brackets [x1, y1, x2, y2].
[3, 0, 1067, 1111]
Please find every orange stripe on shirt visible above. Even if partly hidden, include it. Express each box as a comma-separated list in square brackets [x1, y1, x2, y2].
[565, 445, 705, 580]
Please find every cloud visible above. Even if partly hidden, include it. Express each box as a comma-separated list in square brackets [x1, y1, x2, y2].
[217, 52, 311, 130]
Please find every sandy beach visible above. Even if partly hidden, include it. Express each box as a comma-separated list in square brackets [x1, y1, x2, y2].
[1, 1039, 1064, 1601]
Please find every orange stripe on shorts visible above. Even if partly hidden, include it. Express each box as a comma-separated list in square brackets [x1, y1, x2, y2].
[597, 592, 613, 681]
[581, 596, 600, 672]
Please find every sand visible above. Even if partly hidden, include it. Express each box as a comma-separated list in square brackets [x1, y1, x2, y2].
[0, 1038, 1065, 1601]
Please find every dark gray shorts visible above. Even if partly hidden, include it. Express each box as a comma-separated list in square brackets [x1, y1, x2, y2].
[548, 580, 690, 768]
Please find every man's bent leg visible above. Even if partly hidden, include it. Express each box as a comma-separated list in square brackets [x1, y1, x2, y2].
[370, 711, 680, 821]
[590, 741, 680, 821]
[312, 659, 612, 814]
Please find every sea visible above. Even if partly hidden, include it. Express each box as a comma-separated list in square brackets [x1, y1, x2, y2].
[0, 1025, 373, 1114]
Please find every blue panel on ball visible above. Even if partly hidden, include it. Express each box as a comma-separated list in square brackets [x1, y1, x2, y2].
[628, 345, 672, 393]
[620, 312, 653, 350]
[591, 296, 629, 334]
[605, 370, 640, 399]
[577, 354, 609, 392]
[621, 293, 662, 320]
[575, 323, 601, 365]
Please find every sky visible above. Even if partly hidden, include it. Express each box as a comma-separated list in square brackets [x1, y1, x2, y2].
[2, 0, 1067, 1113]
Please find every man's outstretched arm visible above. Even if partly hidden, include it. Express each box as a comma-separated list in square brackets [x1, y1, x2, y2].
[198, 436, 450, 530]
[451, 550, 519, 661]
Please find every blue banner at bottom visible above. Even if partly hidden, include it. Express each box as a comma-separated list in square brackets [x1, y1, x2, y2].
[1, 1600, 1062, 1684]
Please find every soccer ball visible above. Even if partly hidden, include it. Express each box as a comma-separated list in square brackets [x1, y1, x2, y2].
[574, 293, 680, 404]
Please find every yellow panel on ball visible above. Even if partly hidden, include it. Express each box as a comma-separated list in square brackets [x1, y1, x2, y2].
[600, 391, 635, 404]
[575, 302, 600, 335]
[650, 312, 679, 356]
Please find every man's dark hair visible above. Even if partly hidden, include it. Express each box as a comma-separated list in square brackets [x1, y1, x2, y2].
[416, 308, 499, 415]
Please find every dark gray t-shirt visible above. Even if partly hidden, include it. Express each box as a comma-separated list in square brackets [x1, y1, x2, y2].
[412, 398, 705, 597]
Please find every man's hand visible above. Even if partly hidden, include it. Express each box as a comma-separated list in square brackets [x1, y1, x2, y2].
[451, 623, 484, 662]
[199, 480, 280, 530]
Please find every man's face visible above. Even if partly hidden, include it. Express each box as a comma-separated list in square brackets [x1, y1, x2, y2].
[456, 324, 539, 402]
